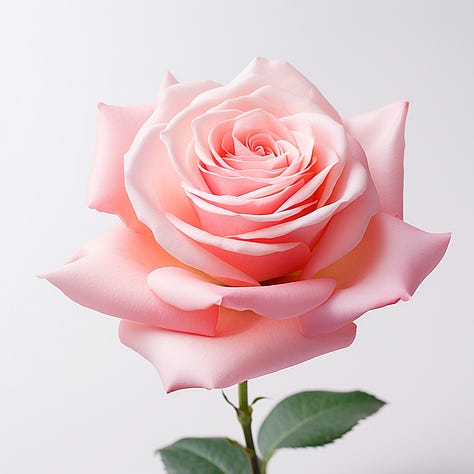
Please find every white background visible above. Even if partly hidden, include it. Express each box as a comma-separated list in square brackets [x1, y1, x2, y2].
[1, 1, 473, 472]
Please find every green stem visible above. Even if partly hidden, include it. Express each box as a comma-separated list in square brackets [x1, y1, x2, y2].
[237, 381, 261, 474]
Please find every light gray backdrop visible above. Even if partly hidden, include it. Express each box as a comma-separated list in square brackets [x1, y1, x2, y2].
[1, 0, 473, 472]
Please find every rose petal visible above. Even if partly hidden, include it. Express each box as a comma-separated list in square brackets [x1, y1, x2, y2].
[231, 142, 368, 246]
[154, 80, 220, 124]
[207, 87, 285, 121]
[199, 240, 311, 282]
[193, 108, 297, 176]
[344, 102, 409, 219]
[186, 190, 317, 236]
[41, 227, 218, 336]
[124, 111, 258, 286]
[199, 160, 309, 196]
[159, 71, 178, 92]
[87, 102, 153, 229]
[164, 214, 312, 280]
[119, 310, 356, 391]
[86, 71, 183, 228]
[231, 109, 295, 146]
[237, 58, 341, 122]
[166, 213, 304, 256]
[193, 109, 241, 171]
[148, 267, 336, 319]
[300, 136, 379, 278]
[161, 58, 341, 187]
[275, 145, 336, 212]
[123, 208, 257, 286]
[298, 212, 451, 335]
[182, 180, 306, 215]
[125, 123, 198, 224]
[281, 113, 348, 207]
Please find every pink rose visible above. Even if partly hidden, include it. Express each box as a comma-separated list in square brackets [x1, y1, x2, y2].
[45, 58, 450, 392]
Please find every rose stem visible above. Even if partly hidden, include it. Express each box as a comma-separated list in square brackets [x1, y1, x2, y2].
[237, 381, 261, 474]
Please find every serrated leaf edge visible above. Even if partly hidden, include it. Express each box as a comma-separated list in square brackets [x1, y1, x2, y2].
[260, 394, 384, 461]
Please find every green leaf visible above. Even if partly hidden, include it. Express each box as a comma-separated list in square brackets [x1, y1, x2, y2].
[159, 437, 251, 474]
[257, 390, 385, 461]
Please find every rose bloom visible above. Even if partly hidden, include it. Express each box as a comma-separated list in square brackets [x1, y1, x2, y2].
[45, 58, 449, 392]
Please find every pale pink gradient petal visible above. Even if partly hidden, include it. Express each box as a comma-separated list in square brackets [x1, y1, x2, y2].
[126, 107, 300, 286]
[87, 102, 153, 229]
[344, 102, 408, 219]
[275, 149, 335, 212]
[298, 212, 451, 335]
[129, 81, 221, 196]
[148, 267, 336, 319]
[119, 310, 356, 391]
[153, 80, 220, 124]
[206, 88, 285, 121]
[206, 85, 334, 124]
[119, 210, 256, 286]
[281, 113, 348, 207]
[200, 241, 311, 282]
[231, 141, 368, 245]
[193, 108, 297, 177]
[166, 213, 304, 256]
[192, 109, 240, 170]
[183, 180, 305, 215]
[159, 71, 178, 91]
[164, 212, 313, 281]
[199, 162, 308, 196]
[125, 123, 197, 224]
[281, 113, 347, 160]
[186, 191, 317, 236]
[42, 227, 218, 336]
[231, 109, 295, 146]
[124, 110, 258, 287]
[300, 136, 379, 279]
[162, 58, 340, 186]
[237, 58, 341, 122]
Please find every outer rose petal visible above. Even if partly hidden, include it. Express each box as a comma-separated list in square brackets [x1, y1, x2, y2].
[153, 80, 220, 124]
[148, 267, 336, 319]
[119, 310, 356, 391]
[165, 213, 311, 282]
[298, 213, 451, 335]
[125, 123, 198, 225]
[42, 227, 218, 336]
[158, 71, 178, 93]
[300, 136, 379, 279]
[236, 58, 342, 123]
[344, 102, 409, 219]
[87, 102, 153, 230]
[85, 72, 182, 229]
